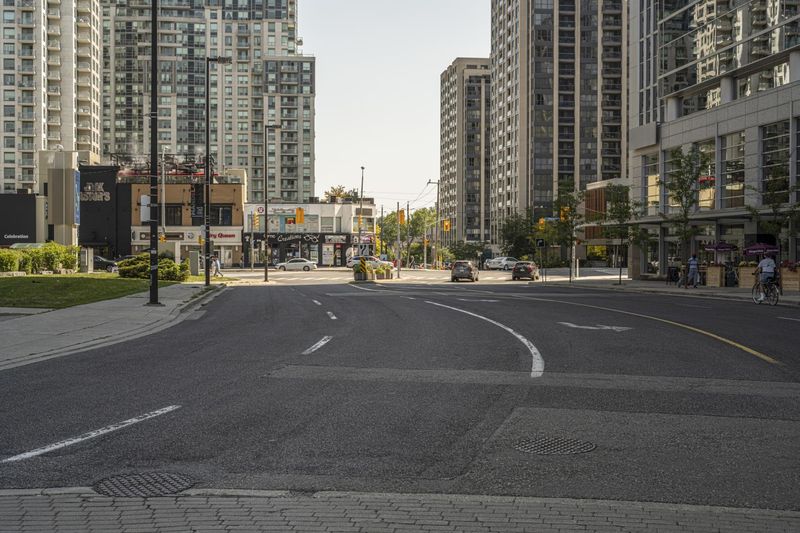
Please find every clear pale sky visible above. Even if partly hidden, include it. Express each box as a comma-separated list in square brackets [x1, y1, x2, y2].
[299, 0, 490, 213]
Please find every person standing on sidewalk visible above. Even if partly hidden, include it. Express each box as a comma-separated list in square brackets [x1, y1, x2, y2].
[212, 254, 223, 277]
[687, 254, 699, 288]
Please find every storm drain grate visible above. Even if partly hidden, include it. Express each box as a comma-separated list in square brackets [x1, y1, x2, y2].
[93, 472, 194, 497]
[513, 436, 596, 455]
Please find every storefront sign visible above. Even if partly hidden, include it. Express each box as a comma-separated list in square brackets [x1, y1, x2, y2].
[325, 235, 347, 244]
[80, 182, 111, 202]
[0, 195, 36, 245]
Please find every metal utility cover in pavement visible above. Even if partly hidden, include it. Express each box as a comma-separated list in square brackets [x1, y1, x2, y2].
[513, 436, 596, 455]
[93, 472, 194, 497]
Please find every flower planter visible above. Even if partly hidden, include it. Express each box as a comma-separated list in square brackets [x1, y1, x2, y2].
[353, 272, 375, 281]
[705, 265, 724, 287]
[738, 267, 756, 288]
[780, 267, 800, 291]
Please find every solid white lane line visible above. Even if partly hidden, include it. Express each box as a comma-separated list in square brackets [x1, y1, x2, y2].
[558, 322, 631, 332]
[312, 300, 322, 306]
[302, 336, 333, 355]
[777, 317, 800, 322]
[457, 298, 499, 303]
[425, 301, 544, 378]
[327, 311, 337, 320]
[1, 405, 181, 463]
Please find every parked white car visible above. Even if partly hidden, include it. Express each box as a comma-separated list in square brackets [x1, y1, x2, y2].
[276, 258, 317, 271]
[346, 255, 393, 269]
[485, 256, 519, 270]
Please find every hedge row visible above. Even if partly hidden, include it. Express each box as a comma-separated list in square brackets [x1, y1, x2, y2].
[0, 243, 79, 273]
[117, 253, 190, 282]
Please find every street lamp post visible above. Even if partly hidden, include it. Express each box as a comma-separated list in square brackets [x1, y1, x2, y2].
[427, 179, 440, 269]
[148, 0, 159, 304]
[264, 124, 281, 282]
[204, 55, 231, 287]
[358, 166, 365, 257]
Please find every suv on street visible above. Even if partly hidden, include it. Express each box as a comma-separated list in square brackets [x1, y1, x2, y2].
[451, 260, 479, 282]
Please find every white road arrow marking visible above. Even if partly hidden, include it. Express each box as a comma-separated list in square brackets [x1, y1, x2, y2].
[302, 336, 333, 355]
[312, 300, 322, 306]
[2, 405, 181, 463]
[558, 322, 631, 332]
[326, 311, 337, 320]
[777, 317, 800, 323]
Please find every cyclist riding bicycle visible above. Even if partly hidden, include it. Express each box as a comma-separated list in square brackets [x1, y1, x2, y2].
[754, 254, 777, 302]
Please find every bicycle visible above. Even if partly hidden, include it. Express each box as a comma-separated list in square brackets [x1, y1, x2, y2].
[751, 276, 780, 306]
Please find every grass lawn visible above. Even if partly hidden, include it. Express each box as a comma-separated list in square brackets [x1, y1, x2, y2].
[185, 275, 237, 283]
[0, 274, 175, 309]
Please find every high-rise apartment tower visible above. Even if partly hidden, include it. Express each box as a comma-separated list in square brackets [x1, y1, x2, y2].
[1, 0, 103, 194]
[489, 0, 627, 243]
[102, 0, 315, 202]
[440, 58, 491, 247]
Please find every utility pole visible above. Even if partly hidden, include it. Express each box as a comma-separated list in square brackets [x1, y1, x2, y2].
[249, 212, 254, 271]
[358, 166, 365, 256]
[148, 0, 159, 305]
[427, 179, 440, 269]
[379, 205, 384, 258]
[396, 201, 401, 279]
[264, 124, 281, 282]
[406, 201, 410, 268]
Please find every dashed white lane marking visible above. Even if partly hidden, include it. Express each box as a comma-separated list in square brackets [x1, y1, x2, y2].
[326, 311, 338, 320]
[777, 316, 800, 322]
[405, 297, 416, 300]
[558, 322, 632, 332]
[1, 405, 181, 463]
[425, 301, 544, 378]
[312, 300, 322, 306]
[302, 336, 333, 355]
[457, 298, 499, 303]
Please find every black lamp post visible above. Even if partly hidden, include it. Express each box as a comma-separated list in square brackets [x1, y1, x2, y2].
[204, 55, 231, 287]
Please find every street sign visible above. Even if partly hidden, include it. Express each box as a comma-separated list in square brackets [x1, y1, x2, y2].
[536, 239, 546, 248]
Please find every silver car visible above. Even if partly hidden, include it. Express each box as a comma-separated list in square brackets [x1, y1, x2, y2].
[485, 256, 518, 270]
[276, 258, 317, 271]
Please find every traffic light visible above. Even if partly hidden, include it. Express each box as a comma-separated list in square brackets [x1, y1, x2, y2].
[560, 207, 570, 221]
[295, 207, 305, 224]
[538, 218, 545, 230]
[159, 234, 167, 243]
[358, 215, 363, 227]
[398, 210, 405, 224]
[443, 220, 451, 232]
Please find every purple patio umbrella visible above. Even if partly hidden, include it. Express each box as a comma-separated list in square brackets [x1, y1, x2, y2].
[743, 243, 779, 255]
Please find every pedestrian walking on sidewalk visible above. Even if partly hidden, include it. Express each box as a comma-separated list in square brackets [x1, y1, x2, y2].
[687, 254, 699, 288]
[212, 254, 223, 277]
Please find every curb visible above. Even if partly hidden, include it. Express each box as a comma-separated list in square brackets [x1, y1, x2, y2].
[0, 285, 226, 372]
[527, 280, 800, 306]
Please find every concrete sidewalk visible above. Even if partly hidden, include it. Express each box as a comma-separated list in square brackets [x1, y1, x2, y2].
[0, 488, 797, 532]
[534, 276, 800, 305]
[0, 283, 223, 372]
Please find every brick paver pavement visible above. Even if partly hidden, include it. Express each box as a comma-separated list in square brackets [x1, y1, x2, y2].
[0, 488, 798, 532]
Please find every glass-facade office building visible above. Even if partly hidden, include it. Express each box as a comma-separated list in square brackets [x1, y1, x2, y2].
[629, 0, 800, 277]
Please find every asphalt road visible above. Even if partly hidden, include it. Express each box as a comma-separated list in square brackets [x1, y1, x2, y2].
[1, 275, 799, 512]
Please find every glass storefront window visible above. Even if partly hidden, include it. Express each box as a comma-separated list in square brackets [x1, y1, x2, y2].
[696, 139, 715, 210]
[761, 120, 790, 204]
[644, 154, 660, 215]
[721, 131, 745, 208]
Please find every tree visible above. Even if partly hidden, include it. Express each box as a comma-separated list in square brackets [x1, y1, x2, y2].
[323, 185, 361, 201]
[659, 146, 711, 285]
[448, 240, 486, 261]
[500, 210, 535, 258]
[554, 185, 585, 282]
[603, 184, 644, 285]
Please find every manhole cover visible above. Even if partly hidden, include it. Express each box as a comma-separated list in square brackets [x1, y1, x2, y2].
[93, 472, 194, 497]
[513, 436, 596, 455]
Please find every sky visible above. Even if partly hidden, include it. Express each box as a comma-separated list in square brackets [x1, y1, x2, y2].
[299, 0, 490, 214]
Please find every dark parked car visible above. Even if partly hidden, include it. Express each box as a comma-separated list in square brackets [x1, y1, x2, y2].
[511, 261, 539, 280]
[451, 260, 479, 282]
[93, 256, 118, 272]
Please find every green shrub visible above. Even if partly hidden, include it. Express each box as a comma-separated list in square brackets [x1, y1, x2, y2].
[17, 252, 32, 274]
[119, 253, 188, 281]
[61, 246, 80, 270]
[41, 242, 65, 271]
[23, 249, 44, 273]
[0, 249, 20, 272]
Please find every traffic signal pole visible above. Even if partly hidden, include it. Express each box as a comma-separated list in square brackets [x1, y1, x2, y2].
[396, 201, 401, 279]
